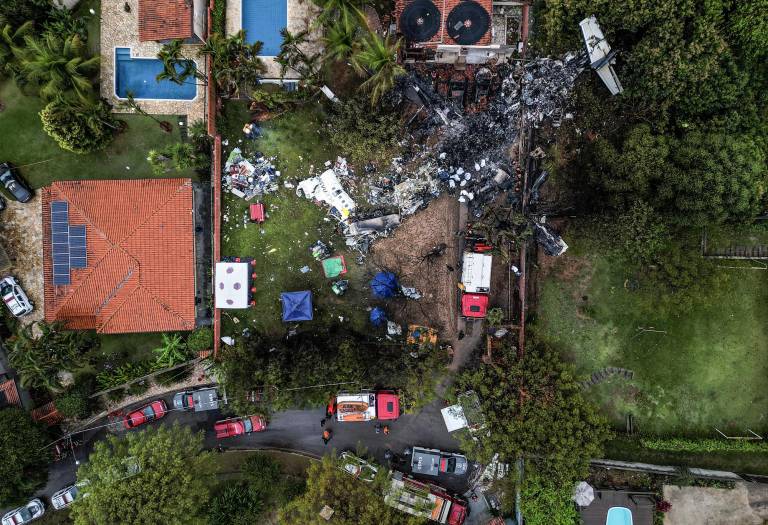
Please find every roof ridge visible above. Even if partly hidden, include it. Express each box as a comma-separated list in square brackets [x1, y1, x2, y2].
[53, 181, 113, 243]
[99, 284, 192, 334]
[119, 179, 192, 249]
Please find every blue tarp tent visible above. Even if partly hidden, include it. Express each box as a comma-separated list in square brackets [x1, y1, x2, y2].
[370, 307, 387, 326]
[370, 272, 399, 298]
[281, 291, 313, 322]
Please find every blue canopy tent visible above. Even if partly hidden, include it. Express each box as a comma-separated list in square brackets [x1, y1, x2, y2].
[370, 307, 387, 326]
[370, 272, 399, 298]
[281, 291, 313, 322]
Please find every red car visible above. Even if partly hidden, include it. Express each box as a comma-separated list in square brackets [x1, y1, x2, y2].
[214, 415, 266, 439]
[123, 400, 167, 429]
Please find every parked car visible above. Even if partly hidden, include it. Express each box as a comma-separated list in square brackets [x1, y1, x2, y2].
[2, 499, 45, 525]
[123, 400, 167, 429]
[172, 387, 219, 412]
[1, 276, 33, 317]
[214, 415, 266, 439]
[339, 452, 378, 482]
[51, 481, 88, 510]
[411, 447, 469, 477]
[439, 453, 469, 476]
[0, 163, 32, 203]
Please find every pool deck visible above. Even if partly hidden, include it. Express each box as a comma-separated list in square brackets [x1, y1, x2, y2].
[226, 0, 322, 79]
[579, 489, 655, 525]
[100, 0, 206, 121]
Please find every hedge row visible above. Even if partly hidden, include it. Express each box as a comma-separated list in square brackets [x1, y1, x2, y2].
[641, 438, 768, 453]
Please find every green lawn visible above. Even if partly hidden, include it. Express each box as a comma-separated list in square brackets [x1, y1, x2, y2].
[219, 100, 370, 336]
[0, 81, 195, 189]
[536, 225, 768, 436]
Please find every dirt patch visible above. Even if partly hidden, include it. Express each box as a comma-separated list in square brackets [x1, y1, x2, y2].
[663, 483, 768, 525]
[369, 195, 460, 339]
[0, 195, 43, 325]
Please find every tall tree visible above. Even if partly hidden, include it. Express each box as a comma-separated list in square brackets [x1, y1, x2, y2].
[311, 0, 368, 27]
[0, 408, 50, 507]
[279, 456, 420, 525]
[0, 21, 32, 75]
[455, 340, 611, 485]
[275, 29, 322, 87]
[156, 39, 197, 85]
[40, 99, 119, 154]
[322, 10, 359, 63]
[199, 31, 266, 98]
[71, 424, 215, 525]
[19, 33, 99, 102]
[352, 33, 405, 104]
[8, 321, 96, 392]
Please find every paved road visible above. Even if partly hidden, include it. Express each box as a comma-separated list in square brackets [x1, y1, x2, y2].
[39, 388, 474, 505]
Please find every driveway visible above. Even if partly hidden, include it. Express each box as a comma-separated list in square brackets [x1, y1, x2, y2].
[36, 389, 474, 506]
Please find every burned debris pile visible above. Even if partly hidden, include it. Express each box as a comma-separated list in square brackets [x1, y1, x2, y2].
[223, 148, 281, 200]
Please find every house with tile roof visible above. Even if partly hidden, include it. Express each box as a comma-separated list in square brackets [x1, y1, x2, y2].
[139, 0, 208, 43]
[41, 179, 197, 334]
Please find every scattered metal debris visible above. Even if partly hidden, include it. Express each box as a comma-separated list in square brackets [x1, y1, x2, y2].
[223, 148, 280, 200]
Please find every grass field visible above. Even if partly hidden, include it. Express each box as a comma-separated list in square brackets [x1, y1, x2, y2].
[219, 100, 370, 336]
[536, 224, 768, 436]
[0, 81, 195, 190]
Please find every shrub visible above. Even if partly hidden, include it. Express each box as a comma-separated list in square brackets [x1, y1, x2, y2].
[186, 327, 213, 353]
[208, 482, 263, 524]
[40, 101, 118, 154]
[211, 0, 226, 36]
[127, 380, 150, 397]
[55, 377, 95, 420]
[0, 0, 52, 28]
[641, 437, 768, 453]
[148, 143, 207, 175]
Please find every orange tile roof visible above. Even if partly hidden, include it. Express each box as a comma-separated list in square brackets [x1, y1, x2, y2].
[31, 401, 64, 426]
[42, 179, 196, 334]
[0, 379, 21, 408]
[139, 0, 194, 42]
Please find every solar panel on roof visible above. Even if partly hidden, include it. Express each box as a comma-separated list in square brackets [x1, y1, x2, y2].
[69, 225, 87, 269]
[50, 201, 70, 286]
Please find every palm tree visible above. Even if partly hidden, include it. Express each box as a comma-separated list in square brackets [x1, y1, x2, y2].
[275, 28, 321, 86]
[153, 334, 189, 369]
[156, 39, 199, 85]
[19, 33, 99, 102]
[8, 321, 94, 392]
[352, 33, 405, 104]
[199, 31, 266, 98]
[0, 21, 32, 74]
[312, 0, 368, 28]
[323, 10, 359, 63]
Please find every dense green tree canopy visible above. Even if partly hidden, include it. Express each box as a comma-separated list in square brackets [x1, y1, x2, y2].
[592, 125, 767, 225]
[40, 100, 118, 154]
[455, 341, 611, 484]
[279, 456, 423, 525]
[0, 408, 50, 507]
[71, 424, 215, 525]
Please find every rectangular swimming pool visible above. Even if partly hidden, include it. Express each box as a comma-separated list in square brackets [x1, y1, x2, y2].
[114, 48, 197, 100]
[242, 0, 288, 56]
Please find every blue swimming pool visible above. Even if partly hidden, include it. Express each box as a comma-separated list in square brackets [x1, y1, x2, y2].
[114, 48, 196, 100]
[242, 0, 287, 56]
[606, 507, 633, 525]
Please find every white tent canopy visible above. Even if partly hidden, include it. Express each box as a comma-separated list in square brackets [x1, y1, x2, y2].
[441, 404, 469, 432]
[215, 262, 249, 309]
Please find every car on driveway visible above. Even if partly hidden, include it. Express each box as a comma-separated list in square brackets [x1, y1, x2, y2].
[173, 387, 219, 412]
[2, 498, 45, 525]
[0, 163, 32, 203]
[123, 400, 167, 429]
[51, 481, 88, 510]
[1, 276, 33, 317]
[410, 447, 469, 477]
[214, 415, 266, 439]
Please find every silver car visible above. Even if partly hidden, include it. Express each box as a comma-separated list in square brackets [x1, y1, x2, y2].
[51, 481, 87, 510]
[2, 498, 45, 525]
[1, 276, 33, 317]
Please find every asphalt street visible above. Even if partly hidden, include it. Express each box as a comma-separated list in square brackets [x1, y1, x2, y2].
[38, 387, 475, 508]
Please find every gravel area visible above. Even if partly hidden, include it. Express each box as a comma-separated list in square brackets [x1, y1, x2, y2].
[0, 196, 44, 326]
[370, 196, 460, 339]
[663, 483, 768, 525]
[100, 0, 206, 122]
